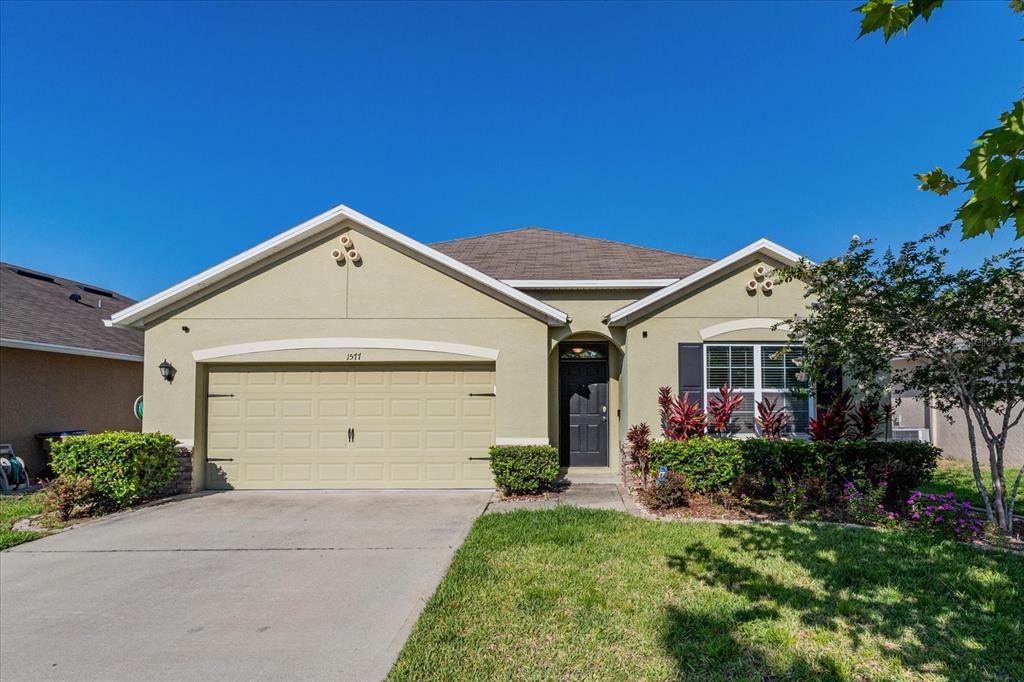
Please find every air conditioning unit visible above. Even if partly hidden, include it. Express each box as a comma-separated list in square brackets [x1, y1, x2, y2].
[891, 427, 930, 442]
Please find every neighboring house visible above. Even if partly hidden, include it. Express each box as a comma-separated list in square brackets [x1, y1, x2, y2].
[108, 204, 812, 491]
[0, 263, 144, 475]
[891, 367, 1023, 468]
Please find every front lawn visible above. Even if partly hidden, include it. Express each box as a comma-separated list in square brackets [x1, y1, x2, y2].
[0, 491, 46, 550]
[389, 508, 1023, 681]
[919, 458, 993, 508]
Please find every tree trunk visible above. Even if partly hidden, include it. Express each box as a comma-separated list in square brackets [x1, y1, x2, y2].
[961, 403, 995, 524]
[969, 399, 1009, 532]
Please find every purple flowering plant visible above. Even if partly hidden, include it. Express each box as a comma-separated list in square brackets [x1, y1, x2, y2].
[905, 490, 984, 542]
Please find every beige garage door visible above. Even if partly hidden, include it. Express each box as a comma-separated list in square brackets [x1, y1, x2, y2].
[205, 365, 496, 489]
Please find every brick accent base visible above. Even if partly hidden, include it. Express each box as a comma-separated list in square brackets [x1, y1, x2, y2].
[159, 446, 194, 496]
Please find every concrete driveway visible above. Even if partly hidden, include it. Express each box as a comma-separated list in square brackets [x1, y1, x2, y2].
[0, 490, 491, 682]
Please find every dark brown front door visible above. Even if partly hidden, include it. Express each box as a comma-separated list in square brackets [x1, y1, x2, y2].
[558, 343, 609, 467]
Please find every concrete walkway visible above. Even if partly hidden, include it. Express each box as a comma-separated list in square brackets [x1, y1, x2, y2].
[0, 489, 491, 682]
[485, 482, 644, 516]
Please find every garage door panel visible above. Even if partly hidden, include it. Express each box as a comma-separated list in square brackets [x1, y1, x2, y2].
[206, 365, 495, 489]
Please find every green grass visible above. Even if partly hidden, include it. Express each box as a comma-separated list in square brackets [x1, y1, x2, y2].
[0, 491, 46, 550]
[919, 459, 992, 507]
[389, 507, 1024, 681]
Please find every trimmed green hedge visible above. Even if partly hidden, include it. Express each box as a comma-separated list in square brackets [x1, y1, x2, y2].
[649, 437, 744, 494]
[489, 445, 560, 494]
[50, 432, 178, 510]
[649, 436, 940, 503]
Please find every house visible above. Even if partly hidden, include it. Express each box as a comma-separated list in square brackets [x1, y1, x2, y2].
[0, 263, 144, 475]
[108, 205, 811, 490]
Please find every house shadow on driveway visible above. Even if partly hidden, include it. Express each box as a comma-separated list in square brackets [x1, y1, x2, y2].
[661, 523, 1024, 681]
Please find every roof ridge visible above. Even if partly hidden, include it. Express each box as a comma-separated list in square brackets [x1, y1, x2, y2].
[0, 261, 134, 299]
[431, 227, 713, 262]
[430, 226, 544, 245]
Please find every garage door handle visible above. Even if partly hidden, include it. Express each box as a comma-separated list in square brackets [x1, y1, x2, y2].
[467, 457, 491, 461]
[468, 392, 496, 397]
[207, 393, 235, 398]
[348, 427, 354, 443]
[208, 458, 234, 462]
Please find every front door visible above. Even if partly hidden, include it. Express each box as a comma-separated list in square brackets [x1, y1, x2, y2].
[558, 343, 609, 467]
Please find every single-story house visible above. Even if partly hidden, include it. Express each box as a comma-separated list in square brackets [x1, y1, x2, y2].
[0, 263, 144, 475]
[108, 204, 816, 491]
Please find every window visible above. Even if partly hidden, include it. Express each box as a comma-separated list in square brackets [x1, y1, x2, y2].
[705, 344, 810, 434]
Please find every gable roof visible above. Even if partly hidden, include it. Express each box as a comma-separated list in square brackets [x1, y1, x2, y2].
[606, 239, 806, 326]
[431, 227, 713, 281]
[108, 205, 570, 329]
[0, 262, 143, 361]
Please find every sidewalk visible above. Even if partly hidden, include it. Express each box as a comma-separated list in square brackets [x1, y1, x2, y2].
[484, 481, 646, 517]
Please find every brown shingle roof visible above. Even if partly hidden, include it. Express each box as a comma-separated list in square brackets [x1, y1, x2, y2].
[431, 227, 713, 280]
[0, 263, 143, 357]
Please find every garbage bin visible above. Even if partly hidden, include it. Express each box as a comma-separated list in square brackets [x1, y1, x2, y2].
[35, 430, 88, 475]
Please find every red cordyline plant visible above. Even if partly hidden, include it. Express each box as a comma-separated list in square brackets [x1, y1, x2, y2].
[849, 400, 883, 440]
[658, 386, 706, 440]
[755, 396, 790, 440]
[706, 385, 744, 436]
[626, 422, 652, 484]
[808, 390, 853, 442]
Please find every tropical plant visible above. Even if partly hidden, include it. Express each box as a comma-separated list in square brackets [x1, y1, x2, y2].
[657, 386, 706, 440]
[808, 391, 853, 442]
[855, 0, 1024, 240]
[754, 396, 790, 440]
[705, 385, 744, 436]
[849, 400, 883, 440]
[626, 422, 652, 484]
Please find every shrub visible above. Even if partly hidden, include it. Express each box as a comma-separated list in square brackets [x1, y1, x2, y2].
[755, 396, 790, 439]
[814, 439, 940, 507]
[841, 480, 900, 527]
[808, 390, 853, 441]
[49, 432, 178, 510]
[905, 490, 985, 542]
[737, 438, 939, 507]
[739, 438, 817, 483]
[640, 471, 689, 510]
[649, 437, 743, 494]
[626, 422, 652, 484]
[489, 445, 560, 495]
[772, 477, 830, 520]
[43, 476, 100, 521]
[658, 387, 706, 440]
[706, 385, 744, 436]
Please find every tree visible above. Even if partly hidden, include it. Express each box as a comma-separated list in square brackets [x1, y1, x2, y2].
[777, 228, 1024, 533]
[855, 0, 1024, 239]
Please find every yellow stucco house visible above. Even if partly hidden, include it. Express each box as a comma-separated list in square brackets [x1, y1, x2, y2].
[108, 204, 814, 490]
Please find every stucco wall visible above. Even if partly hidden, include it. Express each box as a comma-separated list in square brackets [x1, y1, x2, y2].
[620, 256, 808, 433]
[0, 347, 143, 475]
[142, 221, 551, 488]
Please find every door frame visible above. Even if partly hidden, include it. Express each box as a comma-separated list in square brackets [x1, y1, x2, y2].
[557, 341, 610, 467]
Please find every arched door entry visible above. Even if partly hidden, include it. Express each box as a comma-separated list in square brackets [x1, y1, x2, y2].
[558, 342, 609, 467]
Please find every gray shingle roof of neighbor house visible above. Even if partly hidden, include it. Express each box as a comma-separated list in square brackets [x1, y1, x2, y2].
[0, 262, 144, 359]
[430, 227, 714, 281]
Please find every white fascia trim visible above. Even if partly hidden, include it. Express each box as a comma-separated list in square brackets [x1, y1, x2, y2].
[699, 318, 789, 340]
[108, 204, 569, 329]
[0, 337, 144, 362]
[494, 437, 550, 446]
[192, 337, 500, 362]
[502, 278, 678, 290]
[607, 239, 807, 326]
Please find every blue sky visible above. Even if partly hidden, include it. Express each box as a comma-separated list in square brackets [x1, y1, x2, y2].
[1, 1, 1020, 299]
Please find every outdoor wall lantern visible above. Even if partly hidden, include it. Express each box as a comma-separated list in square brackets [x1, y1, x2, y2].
[158, 359, 177, 383]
